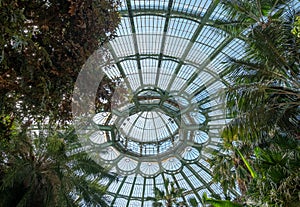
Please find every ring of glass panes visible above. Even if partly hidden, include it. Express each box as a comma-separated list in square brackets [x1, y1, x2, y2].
[88, 86, 212, 176]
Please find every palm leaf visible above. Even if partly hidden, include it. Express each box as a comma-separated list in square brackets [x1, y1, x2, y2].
[202, 192, 243, 207]
[235, 148, 257, 179]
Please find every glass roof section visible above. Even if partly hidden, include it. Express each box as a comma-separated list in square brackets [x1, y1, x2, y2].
[76, 0, 247, 206]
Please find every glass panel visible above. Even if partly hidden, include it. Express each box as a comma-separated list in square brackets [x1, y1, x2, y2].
[157, 60, 178, 90]
[134, 16, 165, 34]
[171, 65, 197, 91]
[80, 0, 246, 204]
[172, 0, 212, 15]
[164, 36, 189, 57]
[168, 18, 198, 39]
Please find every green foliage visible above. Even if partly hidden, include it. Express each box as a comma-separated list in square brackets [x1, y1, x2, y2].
[209, 1, 300, 206]
[188, 197, 198, 207]
[248, 136, 300, 206]
[207, 142, 253, 197]
[0, 114, 18, 141]
[222, 1, 300, 141]
[0, 0, 121, 125]
[216, 0, 290, 36]
[202, 193, 243, 207]
[291, 16, 300, 37]
[0, 1, 121, 205]
[0, 126, 115, 207]
[146, 178, 186, 207]
[236, 148, 257, 179]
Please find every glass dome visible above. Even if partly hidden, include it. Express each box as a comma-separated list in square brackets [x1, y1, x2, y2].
[76, 0, 247, 206]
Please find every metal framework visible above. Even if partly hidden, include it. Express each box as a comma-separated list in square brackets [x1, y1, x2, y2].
[81, 0, 247, 206]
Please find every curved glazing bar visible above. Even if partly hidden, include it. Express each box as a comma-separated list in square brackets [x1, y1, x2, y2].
[77, 0, 248, 206]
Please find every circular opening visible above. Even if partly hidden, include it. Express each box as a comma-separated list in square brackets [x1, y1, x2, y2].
[116, 109, 181, 156]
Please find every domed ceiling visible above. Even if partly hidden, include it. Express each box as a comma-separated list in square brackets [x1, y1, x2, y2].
[74, 0, 247, 206]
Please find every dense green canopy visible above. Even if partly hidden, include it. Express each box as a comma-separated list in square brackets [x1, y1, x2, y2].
[0, 0, 120, 124]
[1, 1, 121, 207]
[210, 0, 300, 206]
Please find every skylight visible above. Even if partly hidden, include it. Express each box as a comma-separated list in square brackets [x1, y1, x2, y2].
[74, 0, 246, 206]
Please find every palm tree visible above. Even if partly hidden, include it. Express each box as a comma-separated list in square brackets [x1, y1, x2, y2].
[208, 0, 300, 206]
[146, 178, 186, 207]
[0, 126, 115, 207]
[208, 144, 253, 198]
[219, 0, 300, 142]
